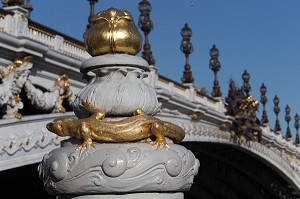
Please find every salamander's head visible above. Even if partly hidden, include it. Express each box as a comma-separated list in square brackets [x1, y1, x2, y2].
[46, 118, 68, 137]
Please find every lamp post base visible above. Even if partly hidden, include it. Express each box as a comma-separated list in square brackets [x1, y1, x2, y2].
[58, 192, 184, 199]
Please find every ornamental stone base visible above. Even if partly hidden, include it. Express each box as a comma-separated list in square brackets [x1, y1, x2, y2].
[38, 139, 199, 198]
[38, 8, 199, 198]
[58, 192, 184, 199]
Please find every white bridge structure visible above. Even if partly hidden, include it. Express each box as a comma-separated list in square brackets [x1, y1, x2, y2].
[0, 3, 300, 199]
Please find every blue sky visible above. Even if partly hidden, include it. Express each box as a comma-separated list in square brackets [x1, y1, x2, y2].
[11, 1, 300, 138]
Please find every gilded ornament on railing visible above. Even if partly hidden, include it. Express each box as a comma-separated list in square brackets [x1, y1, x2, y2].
[47, 105, 185, 151]
[54, 74, 73, 113]
[222, 79, 262, 143]
[281, 150, 300, 172]
[240, 96, 259, 117]
[84, 8, 143, 56]
[0, 56, 33, 119]
[24, 74, 73, 113]
[0, 55, 74, 119]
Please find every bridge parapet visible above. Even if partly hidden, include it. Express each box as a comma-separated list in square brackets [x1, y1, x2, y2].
[157, 109, 300, 193]
[0, 7, 90, 61]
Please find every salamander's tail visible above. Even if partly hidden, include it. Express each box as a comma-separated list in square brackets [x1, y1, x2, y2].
[161, 121, 185, 142]
[81, 100, 105, 116]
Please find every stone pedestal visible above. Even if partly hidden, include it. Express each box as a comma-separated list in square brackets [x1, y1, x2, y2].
[38, 139, 199, 198]
[58, 192, 184, 199]
[39, 8, 199, 198]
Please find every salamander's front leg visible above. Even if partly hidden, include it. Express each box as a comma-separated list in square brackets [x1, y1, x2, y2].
[77, 122, 95, 153]
[150, 122, 169, 149]
[133, 109, 146, 116]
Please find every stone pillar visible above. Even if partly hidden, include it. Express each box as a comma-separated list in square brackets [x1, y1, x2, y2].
[38, 8, 199, 199]
[3, 6, 29, 36]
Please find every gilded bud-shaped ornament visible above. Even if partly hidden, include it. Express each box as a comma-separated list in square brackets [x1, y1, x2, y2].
[84, 8, 143, 56]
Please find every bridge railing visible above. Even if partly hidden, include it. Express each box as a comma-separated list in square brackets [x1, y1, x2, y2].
[0, 9, 91, 61]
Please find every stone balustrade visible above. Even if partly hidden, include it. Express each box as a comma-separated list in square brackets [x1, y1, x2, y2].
[0, 7, 90, 61]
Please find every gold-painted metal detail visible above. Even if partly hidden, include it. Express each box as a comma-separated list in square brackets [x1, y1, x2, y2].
[11, 109, 21, 119]
[47, 108, 185, 151]
[13, 56, 32, 67]
[0, 56, 32, 76]
[84, 8, 143, 56]
[240, 96, 259, 115]
[282, 150, 300, 168]
[14, 95, 21, 103]
[190, 112, 203, 120]
[219, 122, 232, 132]
[0, 56, 32, 119]
[0, 68, 7, 78]
[222, 93, 262, 143]
[54, 74, 73, 113]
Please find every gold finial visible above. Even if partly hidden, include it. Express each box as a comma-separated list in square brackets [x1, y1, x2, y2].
[84, 8, 143, 56]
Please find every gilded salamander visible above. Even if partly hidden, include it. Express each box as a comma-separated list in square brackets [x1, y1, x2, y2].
[46, 109, 185, 151]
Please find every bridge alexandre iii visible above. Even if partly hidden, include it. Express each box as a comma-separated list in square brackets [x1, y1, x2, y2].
[0, 1, 300, 199]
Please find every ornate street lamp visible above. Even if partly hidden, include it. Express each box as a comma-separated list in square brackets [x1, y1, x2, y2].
[180, 23, 194, 84]
[39, 8, 199, 198]
[2, 0, 24, 6]
[86, 0, 99, 31]
[138, 0, 155, 65]
[285, 105, 292, 141]
[242, 70, 251, 96]
[209, 44, 222, 97]
[295, 113, 300, 146]
[273, 95, 281, 134]
[260, 83, 269, 124]
[23, 0, 33, 17]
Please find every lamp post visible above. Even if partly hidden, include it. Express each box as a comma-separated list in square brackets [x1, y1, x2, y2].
[23, 0, 33, 17]
[180, 23, 194, 84]
[39, 8, 199, 199]
[260, 83, 269, 124]
[4, 0, 24, 6]
[209, 44, 222, 98]
[285, 105, 292, 141]
[86, 0, 98, 31]
[242, 70, 251, 96]
[273, 95, 281, 134]
[138, 0, 155, 65]
[295, 113, 300, 146]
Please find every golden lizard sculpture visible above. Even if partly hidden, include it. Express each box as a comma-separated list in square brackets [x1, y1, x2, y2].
[46, 109, 185, 151]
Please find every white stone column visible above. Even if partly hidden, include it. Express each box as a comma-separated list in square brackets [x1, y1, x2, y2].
[3, 6, 29, 36]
